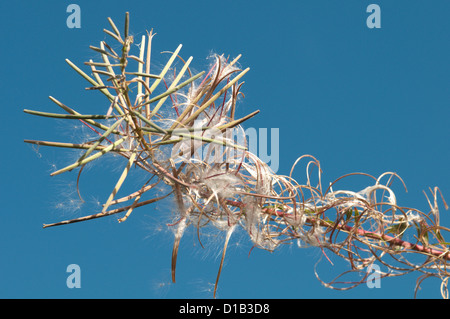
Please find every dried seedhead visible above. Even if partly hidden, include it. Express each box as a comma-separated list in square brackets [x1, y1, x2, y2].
[25, 13, 449, 298]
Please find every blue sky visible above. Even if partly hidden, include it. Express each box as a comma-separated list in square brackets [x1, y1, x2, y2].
[1, 1, 449, 299]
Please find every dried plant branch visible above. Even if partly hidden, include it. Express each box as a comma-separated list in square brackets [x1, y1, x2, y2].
[25, 12, 449, 299]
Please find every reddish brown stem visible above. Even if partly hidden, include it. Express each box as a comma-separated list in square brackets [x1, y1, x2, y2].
[225, 199, 450, 261]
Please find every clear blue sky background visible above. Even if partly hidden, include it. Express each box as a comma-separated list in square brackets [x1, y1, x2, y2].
[1, 1, 449, 299]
